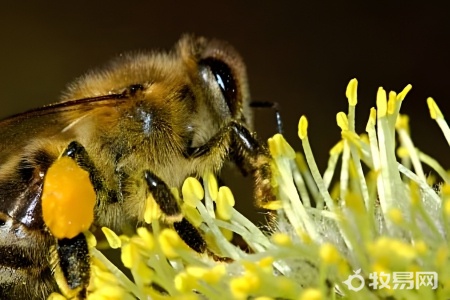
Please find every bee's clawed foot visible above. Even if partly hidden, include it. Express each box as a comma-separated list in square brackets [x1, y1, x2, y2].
[254, 176, 278, 209]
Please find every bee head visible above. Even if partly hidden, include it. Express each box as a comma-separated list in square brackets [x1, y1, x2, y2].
[59, 35, 253, 151]
[178, 35, 252, 129]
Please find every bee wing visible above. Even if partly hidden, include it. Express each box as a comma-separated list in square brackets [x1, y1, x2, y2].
[0, 94, 128, 163]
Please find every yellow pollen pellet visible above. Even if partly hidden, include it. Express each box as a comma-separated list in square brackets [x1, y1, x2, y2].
[216, 186, 235, 220]
[92, 266, 120, 285]
[144, 194, 161, 224]
[444, 199, 450, 216]
[387, 91, 397, 115]
[345, 192, 364, 213]
[121, 242, 138, 269]
[136, 227, 154, 249]
[42, 156, 96, 239]
[388, 208, 403, 224]
[435, 246, 448, 266]
[258, 256, 274, 273]
[90, 259, 106, 275]
[395, 114, 409, 130]
[299, 288, 323, 300]
[345, 78, 358, 106]
[175, 272, 196, 292]
[336, 112, 349, 131]
[119, 235, 130, 245]
[426, 174, 436, 186]
[47, 293, 67, 300]
[230, 277, 250, 299]
[267, 137, 277, 157]
[376, 87, 387, 118]
[220, 227, 234, 241]
[371, 262, 390, 274]
[295, 152, 307, 172]
[205, 265, 226, 283]
[320, 243, 340, 264]
[396, 146, 409, 158]
[272, 233, 292, 246]
[359, 133, 369, 144]
[159, 228, 187, 259]
[182, 204, 203, 227]
[329, 141, 343, 155]
[84, 230, 97, 248]
[414, 240, 427, 255]
[427, 97, 443, 119]
[397, 84, 412, 101]
[186, 264, 226, 284]
[204, 171, 218, 201]
[366, 107, 377, 132]
[182, 177, 204, 207]
[134, 261, 153, 285]
[102, 227, 121, 249]
[296, 230, 312, 244]
[442, 183, 450, 196]
[298, 116, 308, 140]
[92, 285, 125, 298]
[409, 182, 420, 206]
[230, 274, 260, 299]
[341, 131, 360, 147]
[186, 266, 209, 278]
[268, 134, 296, 158]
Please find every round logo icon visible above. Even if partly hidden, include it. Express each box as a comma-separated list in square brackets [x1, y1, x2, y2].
[342, 269, 365, 292]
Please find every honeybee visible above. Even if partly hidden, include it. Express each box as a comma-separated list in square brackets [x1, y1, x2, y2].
[0, 35, 274, 299]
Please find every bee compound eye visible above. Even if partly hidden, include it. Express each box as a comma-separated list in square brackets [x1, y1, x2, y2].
[129, 84, 144, 94]
[200, 57, 238, 112]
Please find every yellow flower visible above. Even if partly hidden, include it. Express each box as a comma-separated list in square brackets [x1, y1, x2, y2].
[69, 79, 450, 300]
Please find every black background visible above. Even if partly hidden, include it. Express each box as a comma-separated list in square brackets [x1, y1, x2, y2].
[1, 2, 449, 221]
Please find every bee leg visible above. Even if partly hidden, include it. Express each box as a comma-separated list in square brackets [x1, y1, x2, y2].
[144, 170, 206, 253]
[228, 122, 275, 207]
[49, 142, 101, 298]
[188, 121, 275, 207]
[63, 141, 122, 203]
[55, 233, 90, 299]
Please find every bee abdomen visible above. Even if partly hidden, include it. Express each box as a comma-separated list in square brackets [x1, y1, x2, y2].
[0, 213, 58, 299]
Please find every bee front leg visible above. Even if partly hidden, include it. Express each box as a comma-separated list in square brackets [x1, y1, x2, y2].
[187, 121, 275, 208]
[144, 170, 207, 253]
[229, 122, 275, 207]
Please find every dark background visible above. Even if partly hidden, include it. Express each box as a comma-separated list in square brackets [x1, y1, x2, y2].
[1, 2, 449, 221]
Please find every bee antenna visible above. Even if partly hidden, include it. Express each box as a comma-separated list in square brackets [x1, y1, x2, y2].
[250, 101, 283, 134]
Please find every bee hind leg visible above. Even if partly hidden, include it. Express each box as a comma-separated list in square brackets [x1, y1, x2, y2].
[54, 233, 90, 299]
[144, 170, 207, 254]
[50, 141, 108, 299]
